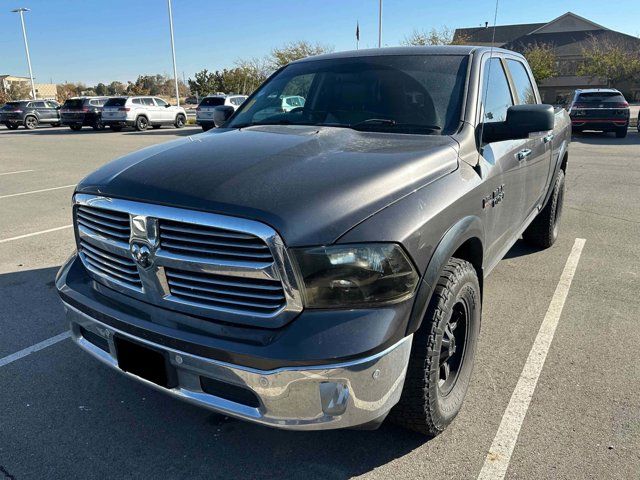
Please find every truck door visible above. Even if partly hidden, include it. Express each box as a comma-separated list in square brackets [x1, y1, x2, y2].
[478, 57, 527, 262]
[505, 59, 553, 218]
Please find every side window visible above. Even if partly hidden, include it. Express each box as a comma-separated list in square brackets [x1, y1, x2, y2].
[142, 98, 155, 106]
[481, 58, 513, 124]
[507, 59, 537, 104]
[89, 100, 98, 107]
[46, 101, 58, 108]
[132, 98, 142, 105]
[34, 101, 46, 108]
[155, 98, 168, 107]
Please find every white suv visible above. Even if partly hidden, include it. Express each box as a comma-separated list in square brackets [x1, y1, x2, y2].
[196, 95, 247, 131]
[102, 96, 187, 131]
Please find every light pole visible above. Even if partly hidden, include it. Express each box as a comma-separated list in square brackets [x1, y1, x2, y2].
[377, 0, 382, 48]
[167, 0, 180, 106]
[11, 8, 36, 99]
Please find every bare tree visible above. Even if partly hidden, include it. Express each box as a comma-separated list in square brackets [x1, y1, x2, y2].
[402, 27, 468, 46]
[268, 41, 333, 70]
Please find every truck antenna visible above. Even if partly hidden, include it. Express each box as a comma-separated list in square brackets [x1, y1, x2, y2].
[477, 0, 500, 166]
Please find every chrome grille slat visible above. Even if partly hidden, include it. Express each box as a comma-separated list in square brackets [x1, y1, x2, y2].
[160, 232, 268, 250]
[160, 222, 256, 240]
[160, 241, 274, 260]
[169, 287, 283, 311]
[76, 205, 130, 242]
[159, 219, 275, 263]
[168, 279, 284, 301]
[165, 269, 283, 291]
[78, 239, 141, 289]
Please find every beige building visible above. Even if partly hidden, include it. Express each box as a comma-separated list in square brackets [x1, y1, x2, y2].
[454, 12, 640, 103]
[0, 75, 57, 100]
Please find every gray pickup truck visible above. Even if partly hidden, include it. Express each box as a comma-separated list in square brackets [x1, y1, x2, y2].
[56, 46, 570, 436]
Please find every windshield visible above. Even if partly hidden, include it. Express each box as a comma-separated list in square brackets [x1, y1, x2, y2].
[228, 54, 469, 135]
[63, 99, 85, 109]
[200, 97, 226, 107]
[104, 98, 127, 107]
[576, 92, 626, 104]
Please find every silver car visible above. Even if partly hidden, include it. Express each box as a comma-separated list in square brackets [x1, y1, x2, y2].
[101, 96, 187, 131]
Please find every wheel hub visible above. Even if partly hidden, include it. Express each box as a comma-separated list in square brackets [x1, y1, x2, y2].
[438, 300, 468, 396]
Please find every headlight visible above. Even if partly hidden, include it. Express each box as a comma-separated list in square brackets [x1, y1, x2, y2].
[292, 243, 419, 308]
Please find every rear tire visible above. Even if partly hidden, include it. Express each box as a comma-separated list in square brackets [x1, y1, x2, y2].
[135, 116, 148, 131]
[615, 127, 627, 138]
[523, 169, 565, 249]
[51, 122, 61, 127]
[389, 258, 480, 436]
[174, 114, 186, 128]
[24, 115, 38, 130]
[92, 119, 105, 130]
[201, 125, 212, 132]
[109, 125, 123, 132]
[70, 124, 83, 131]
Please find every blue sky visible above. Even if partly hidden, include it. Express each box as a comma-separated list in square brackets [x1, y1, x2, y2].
[1, 0, 639, 86]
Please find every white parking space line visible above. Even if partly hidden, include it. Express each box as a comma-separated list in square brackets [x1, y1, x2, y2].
[0, 169, 35, 176]
[0, 225, 73, 244]
[0, 332, 71, 368]
[477, 238, 586, 480]
[0, 184, 75, 200]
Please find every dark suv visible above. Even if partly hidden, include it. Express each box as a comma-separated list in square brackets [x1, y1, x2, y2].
[568, 88, 630, 138]
[60, 97, 109, 131]
[0, 99, 61, 129]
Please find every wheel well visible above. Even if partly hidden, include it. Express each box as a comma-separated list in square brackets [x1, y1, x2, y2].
[560, 152, 568, 172]
[136, 114, 148, 121]
[452, 237, 484, 294]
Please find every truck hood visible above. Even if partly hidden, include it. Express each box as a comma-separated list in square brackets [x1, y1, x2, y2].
[77, 125, 459, 246]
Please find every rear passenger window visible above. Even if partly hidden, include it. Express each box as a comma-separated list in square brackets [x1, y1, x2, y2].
[142, 98, 155, 106]
[481, 58, 513, 124]
[132, 98, 142, 105]
[507, 60, 537, 104]
[34, 101, 46, 108]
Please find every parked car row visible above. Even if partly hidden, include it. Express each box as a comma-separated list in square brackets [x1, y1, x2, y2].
[0, 100, 62, 129]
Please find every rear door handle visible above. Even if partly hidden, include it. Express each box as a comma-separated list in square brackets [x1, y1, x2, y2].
[543, 133, 555, 143]
[516, 149, 532, 161]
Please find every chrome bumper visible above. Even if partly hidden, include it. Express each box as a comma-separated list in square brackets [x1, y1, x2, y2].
[63, 302, 412, 431]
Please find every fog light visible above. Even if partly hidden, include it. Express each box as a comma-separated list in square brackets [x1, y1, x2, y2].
[319, 382, 349, 415]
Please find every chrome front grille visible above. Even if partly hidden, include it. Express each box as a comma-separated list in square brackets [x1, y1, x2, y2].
[166, 268, 286, 314]
[77, 205, 130, 243]
[159, 220, 273, 263]
[73, 194, 303, 326]
[79, 240, 142, 290]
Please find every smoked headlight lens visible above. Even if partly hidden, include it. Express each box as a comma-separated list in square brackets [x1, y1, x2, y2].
[292, 243, 419, 308]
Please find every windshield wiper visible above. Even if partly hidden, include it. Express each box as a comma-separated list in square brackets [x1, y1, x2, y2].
[349, 118, 442, 132]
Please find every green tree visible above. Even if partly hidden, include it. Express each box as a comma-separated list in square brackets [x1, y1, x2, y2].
[402, 27, 468, 46]
[95, 82, 108, 95]
[578, 36, 640, 88]
[107, 81, 126, 95]
[523, 43, 557, 82]
[188, 69, 219, 96]
[56, 82, 85, 102]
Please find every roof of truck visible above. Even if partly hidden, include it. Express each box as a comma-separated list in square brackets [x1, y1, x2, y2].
[292, 45, 519, 63]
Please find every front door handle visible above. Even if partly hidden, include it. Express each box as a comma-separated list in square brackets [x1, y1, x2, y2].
[543, 133, 555, 143]
[516, 149, 532, 161]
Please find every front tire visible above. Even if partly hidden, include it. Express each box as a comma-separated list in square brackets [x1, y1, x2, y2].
[390, 258, 480, 436]
[615, 127, 627, 138]
[135, 116, 148, 131]
[70, 124, 83, 131]
[24, 115, 38, 130]
[523, 169, 565, 248]
[174, 114, 186, 128]
[6, 123, 19, 130]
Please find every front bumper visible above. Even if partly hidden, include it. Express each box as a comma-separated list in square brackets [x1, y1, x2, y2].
[64, 301, 412, 430]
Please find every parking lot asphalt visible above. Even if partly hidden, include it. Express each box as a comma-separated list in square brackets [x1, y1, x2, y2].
[1, 125, 638, 479]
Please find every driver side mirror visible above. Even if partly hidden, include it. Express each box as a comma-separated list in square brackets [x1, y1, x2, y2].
[165, 104, 171, 108]
[213, 105, 235, 128]
[482, 104, 555, 143]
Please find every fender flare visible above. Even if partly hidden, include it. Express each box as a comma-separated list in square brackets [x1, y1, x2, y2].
[405, 215, 484, 335]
